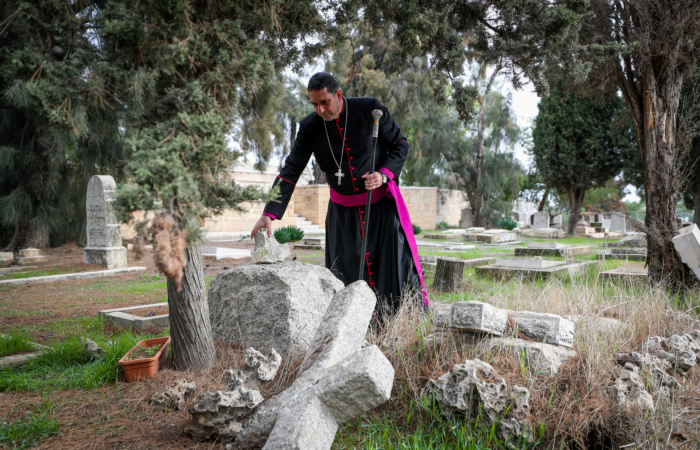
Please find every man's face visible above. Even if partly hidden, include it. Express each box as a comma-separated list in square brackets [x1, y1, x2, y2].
[309, 88, 343, 121]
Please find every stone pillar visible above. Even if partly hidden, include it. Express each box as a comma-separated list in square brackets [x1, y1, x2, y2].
[83, 175, 127, 269]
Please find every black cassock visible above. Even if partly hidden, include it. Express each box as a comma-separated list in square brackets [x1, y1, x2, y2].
[263, 97, 427, 315]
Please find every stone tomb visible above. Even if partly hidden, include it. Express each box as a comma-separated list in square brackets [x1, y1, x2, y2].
[234, 281, 394, 449]
[520, 228, 565, 239]
[98, 303, 169, 332]
[208, 262, 345, 356]
[515, 242, 592, 257]
[672, 224, 700, 280]
[597, 247, 646, 261]
[601, 262, 648, 282]
[13, 248, 46, 265]
[475, 229, 517, 244]
[83, 175, 127, 269]
[475, 258, 598, 281]
[294, 237, 326, 250]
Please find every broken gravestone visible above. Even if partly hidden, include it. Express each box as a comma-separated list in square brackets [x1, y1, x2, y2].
[672, 224, 700, 280]
[234, 281, 395, 449]
[186, 348, 282, 441]
[608, 364, 654, 411]
[484, 337, 576, 376]
[83, 175, 127, 269]
[208, 261, 345, 356]
[422, 358, 532, 443]
[251, 232, 291, 264]
[152, 379, 196, 411]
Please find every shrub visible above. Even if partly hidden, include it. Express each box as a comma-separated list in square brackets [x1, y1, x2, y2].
[274, 225, 305, 244]
[412, 223, 422, 235]
[437, 221, 449, 229]
[497, 218, 518, 230]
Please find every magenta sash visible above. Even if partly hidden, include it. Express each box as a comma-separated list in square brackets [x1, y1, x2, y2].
[329, 181, 429, 306]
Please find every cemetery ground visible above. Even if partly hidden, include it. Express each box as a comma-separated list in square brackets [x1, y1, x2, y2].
[1, 234, 699, 449]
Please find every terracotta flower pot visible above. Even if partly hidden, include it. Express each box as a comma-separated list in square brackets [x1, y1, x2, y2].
[118, 336, 170, 382]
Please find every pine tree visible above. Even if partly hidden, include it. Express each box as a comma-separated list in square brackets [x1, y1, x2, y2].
[532, 82, 637, 235]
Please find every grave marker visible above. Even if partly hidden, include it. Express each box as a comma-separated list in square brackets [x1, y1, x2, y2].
[533, 212, 549, 230]
[610, 212, 626, 232]
[672, 224, 700, 279]
[83, 175, 127, 269]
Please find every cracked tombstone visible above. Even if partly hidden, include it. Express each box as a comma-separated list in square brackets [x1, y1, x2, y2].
[235, 281, 395, 450]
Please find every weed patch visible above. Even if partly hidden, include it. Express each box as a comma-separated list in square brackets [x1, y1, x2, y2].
[0, 400, 59, 449]
[0, 331, 36, 357]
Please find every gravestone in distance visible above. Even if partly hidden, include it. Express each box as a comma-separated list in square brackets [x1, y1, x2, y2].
[460, 208, 474, 228]
[83, 175, 127, 269]
[550, 214, 562, 227]
[533, 212, 549, 230]
[207, 261, 345, 356]
[610, 212, 626, 232]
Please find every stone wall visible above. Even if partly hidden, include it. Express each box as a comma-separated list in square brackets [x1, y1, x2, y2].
[401, 187, 438, 230]
[294, 185, 331, 229]
[436, 189, 469, 227]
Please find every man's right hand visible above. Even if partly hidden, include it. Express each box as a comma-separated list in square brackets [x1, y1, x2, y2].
[250, 215, 272, 239]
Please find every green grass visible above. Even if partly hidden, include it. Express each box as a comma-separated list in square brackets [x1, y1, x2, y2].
[0, 326, 168, 392]
[0, 400, 59, 449]
[0, 331, 37, 357]
[0, 268, 77, 280]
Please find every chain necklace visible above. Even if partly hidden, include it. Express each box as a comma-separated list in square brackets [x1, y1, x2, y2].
[323, 98, 348, 185]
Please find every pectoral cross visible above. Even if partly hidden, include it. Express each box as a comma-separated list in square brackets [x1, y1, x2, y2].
[335, 168, 345, 185]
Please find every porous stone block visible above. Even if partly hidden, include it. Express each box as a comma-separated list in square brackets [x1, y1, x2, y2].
[484, 337, 576, 375]
[508, 311, 575, 347]
[84, 246, 127, 269]
[251, 232, 291, 264]
[208, 261, 345, 356]
[450, 301, 508, 336]
[14, 248, 47, 265]
[672, 224, 700, 280]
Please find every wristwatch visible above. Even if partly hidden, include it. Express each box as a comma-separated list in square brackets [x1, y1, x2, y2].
[381, 173, 389, 184]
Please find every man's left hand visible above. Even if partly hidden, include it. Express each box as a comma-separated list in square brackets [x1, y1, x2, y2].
[362, 172, 383, 190]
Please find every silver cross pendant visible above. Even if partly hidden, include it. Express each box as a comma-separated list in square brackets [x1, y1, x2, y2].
[335, 168, 345, 185]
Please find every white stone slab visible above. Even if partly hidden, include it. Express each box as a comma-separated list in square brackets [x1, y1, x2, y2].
[450, 301, 508, 336]
[201, 246, 251, 260]
[672, 224, 700, 280]
[0, 266, 147, 286]
[527, 242, 567, 250]
[0, 252, 13, 263]
[508, 311, 575, 347]
[610, 212, 626, 232]
[493, 259, 565, 269]
[533, 212, 550, 230]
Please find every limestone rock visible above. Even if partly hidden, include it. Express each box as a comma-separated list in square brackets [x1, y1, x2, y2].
[151, 379, 196, 411]
[84, 338, 105, 358]
[185, 387, 263, 442]
[235, 281, 395, 449]
[251, 232, 291, 264]
[484, 337, 576, 376]
[208, 262, 345, 356]
[421, 358, 532, 443]
[432, 304, 451, 329]
[608, 364, 654, 411]
[451, 301, 508, 336]
[643, 335, 698, 374]
[225, 348, 282, 390]
[614, 351, 680, 400]
[508, 311, 574, 348]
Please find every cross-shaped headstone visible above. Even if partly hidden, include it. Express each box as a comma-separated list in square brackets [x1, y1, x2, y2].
[235, 281, 394, 449]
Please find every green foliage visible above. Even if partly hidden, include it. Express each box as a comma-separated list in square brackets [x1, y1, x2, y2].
[437, 221, 450, 230]
[412, 223, 422, 235]
[274, 226, 304, 244]
[497, 219, 517, 231]
[0, 331, 36, 357]
[0, 400, 59, 449]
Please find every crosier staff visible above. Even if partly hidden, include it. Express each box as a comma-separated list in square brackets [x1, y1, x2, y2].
[359, 109, 383, 281]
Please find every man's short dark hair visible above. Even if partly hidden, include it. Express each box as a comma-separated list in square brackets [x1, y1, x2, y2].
[308, 72, 340, 93]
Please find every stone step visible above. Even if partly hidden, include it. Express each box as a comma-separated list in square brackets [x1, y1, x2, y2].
[296, 220, 313, 226]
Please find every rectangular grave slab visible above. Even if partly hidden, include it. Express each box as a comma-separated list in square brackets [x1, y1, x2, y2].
[98, 303, 169, 331]
[527, 242, 567, 249]
[520, 228, 565, 239]
[451, 301, 508, 336]
[475, 231, 517, 243]
[576, 226, 596, 235]
[610, 248, 646, 255]
[304, 238, 325, 245]
[475, 260, 598, 281]
[493, 259, 565, 269]
[0, 252, 13, 263]
[601, 263, 648, 281]
[13, 248, 47, 265]
[508, 311, 574, 347]
[672, 224, 700, 280]
[466, 227, 485, 232]
[515, 246, 592, 258]
[201, 246, 251, 260]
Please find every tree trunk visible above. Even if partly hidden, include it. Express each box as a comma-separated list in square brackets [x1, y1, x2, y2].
[567, 187, 586, 235]
[166, 245, 216, 370]
[538, 188, 550, 212]
[472, 65, 501, 228]
[2, 221, 49, 252]
[693, 180, 700, 227]
[433, 257, 467, 292]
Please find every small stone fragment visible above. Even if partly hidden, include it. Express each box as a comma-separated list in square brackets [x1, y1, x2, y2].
[484, 337, 576, 376]
[251, 232, 291, 264]
[185, 387, 263, 442]
[84, 338, 105, 358]
[151, 379, 196, 411]
[508, 311, 575, 348]
[608, 363, 654, 411]
[244, 347, 282, 381]
[643, 335, 697, 374]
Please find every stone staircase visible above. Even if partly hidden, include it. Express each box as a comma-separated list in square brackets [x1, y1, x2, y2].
[294, 214, 323, 235]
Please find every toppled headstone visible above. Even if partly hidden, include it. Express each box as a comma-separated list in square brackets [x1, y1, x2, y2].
[187, 348, 278, 441]
[642, 335, 699, 374]
[432, 304, 451, 329]
[484, 337, 576, 376]
[152, 379, 196, 411]
[509, 311, 575, 348]
[208, 261, 344, 356]
[608, 363, 654, 411]
[83, 175, 127, 269]
[422, 358, 532, 443]
[14, 248, 47, 265]
[84, 338, 105, 358]
[251, 232, 291, 264]
[672, 224, 700, 280]
[451, 301, 508, 336]
[235, 281, 395, 449]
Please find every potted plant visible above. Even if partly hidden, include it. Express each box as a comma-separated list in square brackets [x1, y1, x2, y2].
[118, 336, 171, 382]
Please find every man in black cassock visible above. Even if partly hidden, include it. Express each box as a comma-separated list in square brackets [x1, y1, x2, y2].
[250, 72, 428, 316]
